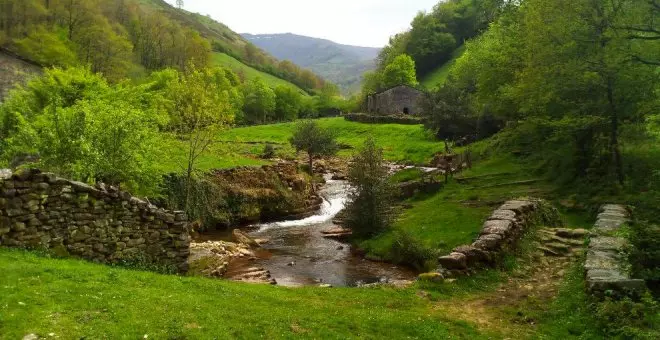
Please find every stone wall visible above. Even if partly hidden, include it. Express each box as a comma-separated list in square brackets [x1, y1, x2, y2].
[437, 199, 561, 275]
[585, 204, 646, 297]
[0, 169, 190, 272]
[367, 85, 424, 115]
[0, 49, 41, 103]
[343, 113, 423, 125]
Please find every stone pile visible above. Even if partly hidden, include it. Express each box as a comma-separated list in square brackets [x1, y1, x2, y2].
[0, 169, 190, 272]
[436, 199, 560, 275]
[585, 204, 646, 297]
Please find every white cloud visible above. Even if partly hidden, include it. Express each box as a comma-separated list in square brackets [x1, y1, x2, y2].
[164, 0, 438, 47]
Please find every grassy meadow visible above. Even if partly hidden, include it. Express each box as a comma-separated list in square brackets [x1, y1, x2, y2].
[212, 53, 307, 94]
[0, 248, 497, 339]
[218, 118, 443, 164]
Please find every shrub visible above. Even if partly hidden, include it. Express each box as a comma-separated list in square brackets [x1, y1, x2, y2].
[261, 143, 276, 159]
[630, 223, 660, 293]
[594, 294, 660, 339]
[389, 230, 436, 271]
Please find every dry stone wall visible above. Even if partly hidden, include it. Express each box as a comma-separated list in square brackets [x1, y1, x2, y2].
[585, 204, 646, 297]
[0, 169, 190, 272]
[437, 199, 561, 275]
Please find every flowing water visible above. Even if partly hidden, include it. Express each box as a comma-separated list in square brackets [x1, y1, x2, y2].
[227, 175, 416, 287]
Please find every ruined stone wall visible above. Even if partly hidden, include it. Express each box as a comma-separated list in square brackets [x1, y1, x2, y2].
[0, 169, 190, 272]
[367, 86, 423, 115]
[585, 204, 646, 297]
[0, 50, 41, 103]
[437, 199, 561, 274]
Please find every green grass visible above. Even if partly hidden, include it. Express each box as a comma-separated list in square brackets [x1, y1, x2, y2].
[157, 135, 269, 174]
[421, 45, 466, 90]
[220, 118, 444, 164]
[363, 155, 554, 260]
[0, 248, 501, 339]
[212, 53, 306, 94]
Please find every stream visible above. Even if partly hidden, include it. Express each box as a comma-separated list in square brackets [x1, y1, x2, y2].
[217, 175, 416, 287]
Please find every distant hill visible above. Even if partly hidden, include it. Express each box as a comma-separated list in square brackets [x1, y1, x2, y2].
[143, 1, 324, 91]
[243, 33, 381, 94]
[0, 0, 323, 93]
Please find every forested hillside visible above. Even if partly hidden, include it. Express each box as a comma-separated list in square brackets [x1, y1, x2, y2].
[0, 0, 326, 91]
[355, 0, 502, 106]
[243, 33, 380, 94]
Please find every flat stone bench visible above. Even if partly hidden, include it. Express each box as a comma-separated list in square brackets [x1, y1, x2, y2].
[585, 204, 646, 296]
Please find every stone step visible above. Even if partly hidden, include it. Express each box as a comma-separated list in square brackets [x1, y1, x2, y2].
[538, 246, 561, 257]
[545, 242, 571, 253]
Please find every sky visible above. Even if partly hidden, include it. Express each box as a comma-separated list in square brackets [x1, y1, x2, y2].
[164, 0, 439, 48]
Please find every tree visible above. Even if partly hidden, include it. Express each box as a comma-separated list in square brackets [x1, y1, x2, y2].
[449, 0, 659, 185]
[344, 137, 395, 237]
[382, 54, 418, 88]
[406, 12, 457, 76]
[241, 78, 276, 124]
[168, 66, 240, 209]
[273, 85, 302, 122]
[289, 120, 338, 173]
[176, 0, 184, 9]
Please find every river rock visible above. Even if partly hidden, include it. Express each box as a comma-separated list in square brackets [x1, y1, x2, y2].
[438, 252, 467, 270]
[321, 227, 352, 240]
[232, 229, 260, 248]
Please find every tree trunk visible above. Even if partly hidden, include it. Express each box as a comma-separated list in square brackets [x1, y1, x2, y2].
[607, 78, 624, 185]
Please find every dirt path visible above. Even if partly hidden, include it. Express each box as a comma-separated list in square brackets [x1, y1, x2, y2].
[432, 228, 587, 338]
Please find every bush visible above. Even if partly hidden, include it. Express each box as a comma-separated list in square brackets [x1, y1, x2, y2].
[261, 143, 276, 159]
[161, 174, 228, 230]
[389, 230, 436, 271]
[630, 223, 660, 293]
[594, 294, 660, 339]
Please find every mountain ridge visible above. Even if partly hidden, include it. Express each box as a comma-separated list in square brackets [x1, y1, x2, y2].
[242, 33, 381, 94]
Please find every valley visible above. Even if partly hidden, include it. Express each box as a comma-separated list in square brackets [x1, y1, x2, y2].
[0, 0, 658, 339]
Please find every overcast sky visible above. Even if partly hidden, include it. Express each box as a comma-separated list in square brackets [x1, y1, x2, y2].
[164, 0, 439, 47]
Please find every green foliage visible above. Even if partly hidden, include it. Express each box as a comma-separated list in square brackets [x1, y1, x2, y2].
[13, 26, 77, 67]
[594, 294, 660, 339]
[388, 229, 436, 271]
[630, 223, 660, 285]
[447, 0, 659, 187]
[381, 54, 419, 89]
[161, 174, 226, 229]
[345, 137, 395, 237]
[289, 120, 338, 171]
[241, 78, 276, 124]
[273, 85, 303, 121]
[261, 143, 276, 159]
[0, 67, 165, 194]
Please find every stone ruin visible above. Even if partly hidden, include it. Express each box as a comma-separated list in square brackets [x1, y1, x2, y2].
[0, 169, 190, 272]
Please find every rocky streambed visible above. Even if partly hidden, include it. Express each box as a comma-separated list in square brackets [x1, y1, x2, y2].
[189, 174, 416, 287]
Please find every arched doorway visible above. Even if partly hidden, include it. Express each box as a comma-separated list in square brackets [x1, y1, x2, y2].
[403, 107, 410, 115]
